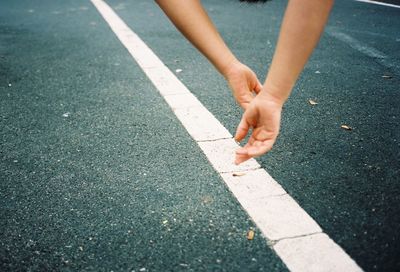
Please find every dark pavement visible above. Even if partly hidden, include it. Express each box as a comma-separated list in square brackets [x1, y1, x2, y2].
[1, 0, 399, 271]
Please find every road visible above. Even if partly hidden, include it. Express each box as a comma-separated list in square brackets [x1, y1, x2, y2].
[0, 0, 399, 271]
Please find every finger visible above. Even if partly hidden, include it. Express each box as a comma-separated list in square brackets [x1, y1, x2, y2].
[235, 153, 251, 165]
[254, 80, 263, 94]
[234, 114, 250, 142]
[246, 141, 273, 157]
[240, 101, 250, 110]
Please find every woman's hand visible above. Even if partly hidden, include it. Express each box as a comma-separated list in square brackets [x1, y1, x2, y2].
[224, 60, 263, 109]
[234, 90, 284, 165]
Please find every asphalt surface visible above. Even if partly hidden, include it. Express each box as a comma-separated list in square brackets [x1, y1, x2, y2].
[1, 0, 399, 271]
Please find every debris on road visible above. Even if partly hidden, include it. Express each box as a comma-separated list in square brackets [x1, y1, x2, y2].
[382, 75, 392, 79]
[341, 125, 352, 131]
[247, 229, 255, 240]
[62, 112, 70, 118]
[175, 69, 182, 73]
[308, 99, 318, 105]
[232, 172, 246, 177]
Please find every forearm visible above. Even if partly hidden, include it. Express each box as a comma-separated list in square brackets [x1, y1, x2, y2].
[156, 0, 237, 76]
[264, 0, 334, 103]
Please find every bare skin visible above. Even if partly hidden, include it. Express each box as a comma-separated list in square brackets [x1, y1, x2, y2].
[235, 0, 334, 164]
[156, 0, 262, 109]
[156, 0, 334, 164]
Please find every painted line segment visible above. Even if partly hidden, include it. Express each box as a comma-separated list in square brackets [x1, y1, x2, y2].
[327, 29, 400, 76]
[355, 0, 400, 8]
[90, 0, 363, 270]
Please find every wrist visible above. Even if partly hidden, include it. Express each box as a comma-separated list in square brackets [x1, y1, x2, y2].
[262, 80, 292, 106]
[259, 85, 288, 107]
[220, 57, 241, 79]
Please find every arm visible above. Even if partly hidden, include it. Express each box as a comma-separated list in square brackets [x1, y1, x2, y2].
[235, 0, 334, 164]
[156, 0, 262, 109]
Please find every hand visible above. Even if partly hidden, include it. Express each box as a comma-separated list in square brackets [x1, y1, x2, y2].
[224, 60, 263, 109]
[234, 90, 284, 165]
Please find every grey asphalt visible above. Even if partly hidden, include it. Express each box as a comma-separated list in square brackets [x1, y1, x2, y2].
[1, 0, 399, 271]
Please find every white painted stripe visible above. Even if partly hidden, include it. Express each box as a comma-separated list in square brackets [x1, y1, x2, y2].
[274, 233, 362, 272]
[355, 0, 400, 9]
[198, 139, 260, 172]
[90, 0, 363, 270]
[327, 29, 400, 75]
[174, 107, 232, 141]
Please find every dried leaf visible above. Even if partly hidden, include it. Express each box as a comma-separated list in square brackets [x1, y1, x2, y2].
[341, 125, 352, 131]
[308, 99, 318, 105]
[247, 230, 255, 240]
[232, 172, 246, 177]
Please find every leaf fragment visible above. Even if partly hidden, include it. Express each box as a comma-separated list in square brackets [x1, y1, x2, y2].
[308, 99, 318, 105]
[247, 230, 255, 240]
[341, 125, 352, 131]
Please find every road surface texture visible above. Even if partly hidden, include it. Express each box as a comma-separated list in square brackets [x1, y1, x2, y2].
[1, 0, 399, 271]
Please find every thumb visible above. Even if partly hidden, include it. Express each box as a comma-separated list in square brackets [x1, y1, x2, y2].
[234, 114, 250, 142]
[254, 80, 263, 94]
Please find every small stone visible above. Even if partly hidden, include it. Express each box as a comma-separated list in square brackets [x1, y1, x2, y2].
[139, 268, 146, 272]
[8, 83, 12, 87]
[315, 70, 321, 74]
[175, 69, 182, 73]
[62, 112, 70, 118]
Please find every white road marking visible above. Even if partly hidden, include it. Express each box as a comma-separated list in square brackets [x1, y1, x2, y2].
[174, 107, 232, 141]
[90, 0, 363, 270]
[327, 29, 400, 75]
[275, 233, 363, 272]
[355, 0, 400, 8]
[197, 139, 260, 172]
